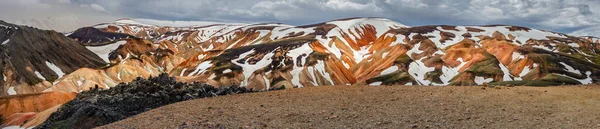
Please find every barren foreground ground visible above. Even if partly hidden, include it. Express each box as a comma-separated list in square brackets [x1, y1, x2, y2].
[100, 85, 600, 128]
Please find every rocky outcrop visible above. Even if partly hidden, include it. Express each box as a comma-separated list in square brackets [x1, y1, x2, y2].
[36, 73, 254, 129]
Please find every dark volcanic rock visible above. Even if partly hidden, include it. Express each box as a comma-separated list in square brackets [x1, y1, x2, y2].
[67, 27, 135, 45]
[36, 73, 255, 129]
[0, 20, 106, 95]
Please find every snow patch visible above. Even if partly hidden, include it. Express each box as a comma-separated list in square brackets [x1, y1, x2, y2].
[381, 52, 389, 58]
[117, 71, 122, 80]
[499, 63, 514, 81]
[380, 66, 398, 75]
[307, 67, 318, 86]
[45, 61, 64, 78]
[512, 52, 525, 61]
[7, 87, 16, 95]
[519, 64, 533, 77]
[86, 40, 127, 62]
[557, 71, 592, 84]
[568, 43, 580, 48]
[179, 68, 188, 76]
[469, 26, 566, 45]
[389, 34, 406, 46]
[533, 45, 553, 52]
[2, 39, 9, 45]
[342, 61, 350, 69]
[408, 59, 435, 85]
[287, 43, 313, 87]
[474, 76, 493, 85]
[369, 81, 382, 86]
[354, 46, 371, 63]
[327, 18, 407, 37]
[406, 42, 424, 58]
[262, 75, 270, 90]
[232, 49, 275, 86]
[77, 79, 84, 87]
[188, 61, 212, 76]
[34, 71, 45, 80]
[559, 62, 581, 74]
[439, 58, 467, 85]
[197, 54, 207, 60]
[314, 60, 335, 85]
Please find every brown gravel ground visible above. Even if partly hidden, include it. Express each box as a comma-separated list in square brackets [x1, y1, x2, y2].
[99, 85, 600, 128]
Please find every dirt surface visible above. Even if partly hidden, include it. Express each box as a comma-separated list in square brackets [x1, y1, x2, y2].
[99, 85, 600, 128]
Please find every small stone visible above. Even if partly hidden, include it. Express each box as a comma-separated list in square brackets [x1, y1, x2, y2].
[328, 115, 338, 119]
[411, 124, 419, 128]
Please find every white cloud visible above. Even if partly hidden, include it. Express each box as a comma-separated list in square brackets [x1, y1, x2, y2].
[571, 26, 600, 37]
[0, 0, 118, 32]
[324, 0, 381, 12]
[89, 4, 107, 12]
[58, 0, 70, 4]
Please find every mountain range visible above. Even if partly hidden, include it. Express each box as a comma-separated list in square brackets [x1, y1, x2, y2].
[0, 17, 598, 128]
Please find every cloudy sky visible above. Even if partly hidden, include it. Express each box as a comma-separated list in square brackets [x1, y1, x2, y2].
[1, 0, 599, 37]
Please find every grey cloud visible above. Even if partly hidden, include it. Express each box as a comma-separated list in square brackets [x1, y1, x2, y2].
[1, 0, 599, 37]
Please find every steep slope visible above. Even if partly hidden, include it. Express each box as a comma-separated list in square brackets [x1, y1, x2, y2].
[0, 20, 106, 96]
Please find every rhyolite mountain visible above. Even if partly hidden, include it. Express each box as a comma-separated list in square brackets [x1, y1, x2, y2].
[87, 17, 600, 90]
[0, 20, 106, 96]
[0, 17, 599, 128]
